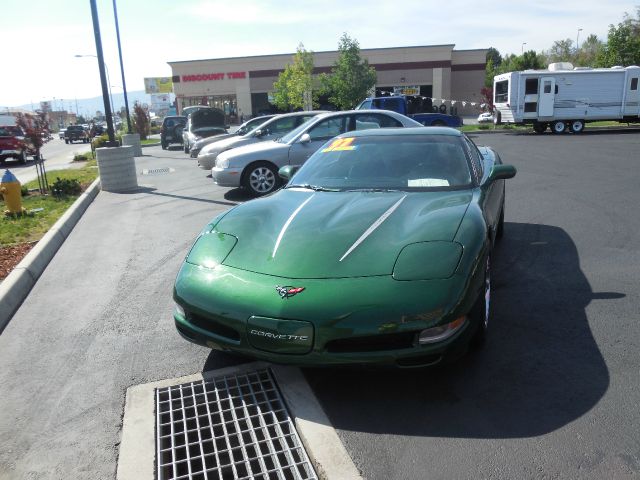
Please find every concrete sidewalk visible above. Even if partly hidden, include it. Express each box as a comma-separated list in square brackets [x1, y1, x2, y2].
[0, 147, 252, 479]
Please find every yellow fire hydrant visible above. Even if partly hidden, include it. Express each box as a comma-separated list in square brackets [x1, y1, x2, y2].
[1, 169, 25, 216]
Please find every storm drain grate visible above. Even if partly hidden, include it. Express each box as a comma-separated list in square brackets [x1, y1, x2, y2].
[142, 167, 173, 175]
[155, 369, 317, 480]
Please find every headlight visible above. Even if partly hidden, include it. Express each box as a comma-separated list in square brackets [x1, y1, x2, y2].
[186, 231, 237, 269]
[216, 156, 229, 169]
[174, 303, 186, 318]
[393, 241, 463, 280]
[418, 316, 466, 344]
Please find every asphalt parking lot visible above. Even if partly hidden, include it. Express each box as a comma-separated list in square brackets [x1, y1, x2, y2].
[1, 130, 639, 479]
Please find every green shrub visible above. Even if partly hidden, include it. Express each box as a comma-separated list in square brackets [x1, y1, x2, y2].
[503, 124, 514, 130]
[478, 124, 491, 130]
[73, 153, 90, 162]
[21, 185, 29, 197]
[51, 177, 82, 198]
[91, 134, 110, 149]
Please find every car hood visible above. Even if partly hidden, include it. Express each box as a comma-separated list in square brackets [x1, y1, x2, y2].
[194, 132, 236, 149]
[200, 134, 261, 156]
[217, 189, 472, 278]
[190, 108, 226, 128]
[219, 140, 288, 164]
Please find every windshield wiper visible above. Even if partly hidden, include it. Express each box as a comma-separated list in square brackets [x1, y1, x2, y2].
[343, 188, 403, 193]
[285, 184, 339, 192]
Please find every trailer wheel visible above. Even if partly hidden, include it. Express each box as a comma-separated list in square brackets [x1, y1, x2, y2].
[569, 120, 585, 133]
[533, 122, 547, 134]
[551, 121, 566, 134]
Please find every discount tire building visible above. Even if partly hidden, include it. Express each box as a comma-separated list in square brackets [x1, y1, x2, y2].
[168, 44, 487, 123]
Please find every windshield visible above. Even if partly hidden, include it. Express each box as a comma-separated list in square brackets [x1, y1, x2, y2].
[287, 135, 474, 191]
[278, 116, 317, 144]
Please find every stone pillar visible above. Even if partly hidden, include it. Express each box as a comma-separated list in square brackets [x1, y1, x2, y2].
[96, 145, 138, 192]
[121, 133, 142, 156]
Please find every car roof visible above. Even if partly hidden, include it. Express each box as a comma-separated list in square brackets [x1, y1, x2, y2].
[336, 126, 463, 138]
[273, 110, 327, 118]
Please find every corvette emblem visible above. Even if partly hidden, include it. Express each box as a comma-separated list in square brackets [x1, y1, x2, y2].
[276, 285, 305, 299]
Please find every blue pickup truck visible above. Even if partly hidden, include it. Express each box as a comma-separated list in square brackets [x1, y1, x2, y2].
[356, 95, 463, 127]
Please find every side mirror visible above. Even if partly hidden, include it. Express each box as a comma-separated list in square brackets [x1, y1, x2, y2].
[299, 133, 311, 144]
[488, 164, 517, 182]
[254, 129, 264, 137]
[278, 165, 299, 180]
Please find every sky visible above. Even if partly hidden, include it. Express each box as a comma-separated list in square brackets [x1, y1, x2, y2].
[1, 0, 637, 108]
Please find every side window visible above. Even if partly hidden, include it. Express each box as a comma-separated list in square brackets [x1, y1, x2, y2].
[358, 100, 372, 110]
[543, 81, 552, 94]
[354, 114, 402, 130]
[296, 115, 316, 127]
[463, 137, 483, 183]
[632, 78, 638, 90]
[269, 117, 296, 134]
[308, 117, 345, 141]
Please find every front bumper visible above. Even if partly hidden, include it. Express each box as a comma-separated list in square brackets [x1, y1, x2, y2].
[212, 167, 242, 187]
[173, 262, 484, 367]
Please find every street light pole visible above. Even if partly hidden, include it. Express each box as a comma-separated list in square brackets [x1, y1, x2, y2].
[576, 28, 583, 52]
[521, 42, 527, 55]
[88, 0, 116, 146]
[112, 0, 132, 134]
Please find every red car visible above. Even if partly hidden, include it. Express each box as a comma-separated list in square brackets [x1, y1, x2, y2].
[0, 125, 36, 165]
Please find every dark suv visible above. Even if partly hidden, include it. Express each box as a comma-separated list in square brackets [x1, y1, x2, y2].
[161, 116, 187, 149]
[65, 125, 89, 144]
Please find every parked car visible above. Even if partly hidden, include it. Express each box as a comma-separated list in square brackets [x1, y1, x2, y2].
[160, 116, 187, 149]
[64, 125, 90, 144]
[189, 115, 276, 158]
[0, 126, 36, 165]
[212, 110, 421, 196]
[478, 112, 494, 123]
[181, 108, 228, 153]
[357, 95, 464, 127]
[58, 128, 66, 139]
[173, 127, 517, 367]
[197, 111, 325, 171]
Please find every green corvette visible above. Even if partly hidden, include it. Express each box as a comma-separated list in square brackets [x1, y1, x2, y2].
[173, 127, 516, 367]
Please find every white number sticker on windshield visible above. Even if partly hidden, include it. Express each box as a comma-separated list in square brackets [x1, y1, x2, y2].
[407, 178, 450, 187]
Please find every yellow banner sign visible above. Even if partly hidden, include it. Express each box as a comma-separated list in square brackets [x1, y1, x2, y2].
[144, 77, 173, 94]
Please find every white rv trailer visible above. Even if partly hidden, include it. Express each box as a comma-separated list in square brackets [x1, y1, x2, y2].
[493, 63, 640, 133]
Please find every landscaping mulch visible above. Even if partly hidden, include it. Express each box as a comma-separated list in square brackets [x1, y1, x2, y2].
[0, 241, 37, 280]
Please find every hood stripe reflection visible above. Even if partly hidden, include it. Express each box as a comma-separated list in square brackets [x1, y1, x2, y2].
[272, 194, 315, 258]
[339, 195, 407, 262]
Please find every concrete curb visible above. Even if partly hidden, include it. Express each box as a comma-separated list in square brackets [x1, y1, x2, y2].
[117, 362, 362, 480]
[0, 177, 101, 332]
[465, 125, 640, 135]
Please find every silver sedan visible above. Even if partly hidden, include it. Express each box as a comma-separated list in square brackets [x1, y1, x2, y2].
[197, 111, 325, 171]
[212, 109, 423, 196]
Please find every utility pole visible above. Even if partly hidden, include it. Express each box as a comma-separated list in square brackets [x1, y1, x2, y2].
[113, 0, 132, 133]
[89, 0, 117, 146]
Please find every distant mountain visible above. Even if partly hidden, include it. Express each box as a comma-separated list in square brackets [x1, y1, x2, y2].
[2, 90, 173, 118]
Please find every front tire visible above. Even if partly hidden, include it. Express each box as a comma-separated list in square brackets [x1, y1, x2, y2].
[471, 254, 491, 347]
[551, 121, 566, 134]
[242, 162, 279, 197]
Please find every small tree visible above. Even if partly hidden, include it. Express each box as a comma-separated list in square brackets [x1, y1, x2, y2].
[132, 102, 150, 140]
[597, 8, 640, 66]
[272, 44, 316, 111]
[15, 113, 46, 159]
[322, 33, 377, 109]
